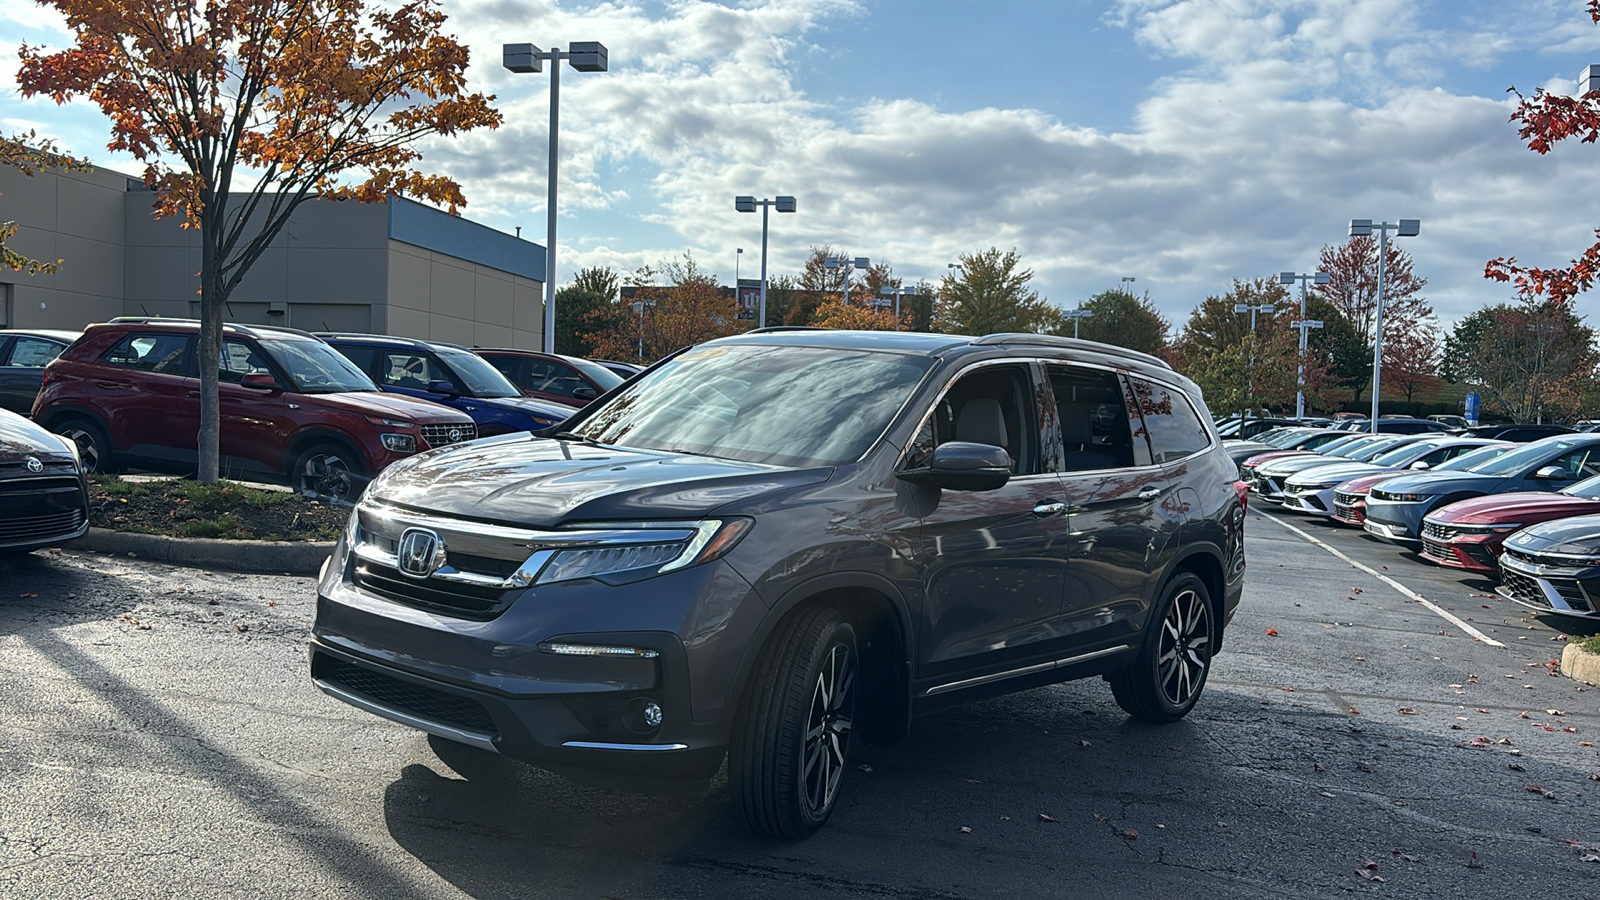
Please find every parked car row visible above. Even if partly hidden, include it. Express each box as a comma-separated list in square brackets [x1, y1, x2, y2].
[0, 320, 642, 530]
[1232, 425, 1600, 620]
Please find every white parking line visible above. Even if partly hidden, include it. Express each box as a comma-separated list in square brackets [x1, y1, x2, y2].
[1253, 509, 1506, 648]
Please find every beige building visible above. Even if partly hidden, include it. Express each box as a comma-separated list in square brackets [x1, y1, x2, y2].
[1, 161, 545, 348]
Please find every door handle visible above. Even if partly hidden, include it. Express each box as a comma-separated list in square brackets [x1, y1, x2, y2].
[1138, 486, 1165, 500]
[1032, 500, 1067, 517]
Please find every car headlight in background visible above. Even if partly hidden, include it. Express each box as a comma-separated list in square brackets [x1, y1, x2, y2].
[381, 433, 417, 453]
[534, 518, 754, 586]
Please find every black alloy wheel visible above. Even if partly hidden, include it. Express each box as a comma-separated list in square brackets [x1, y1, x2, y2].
[730, 607, 858, 838]
[1110, 571, 1215, 723]
[57, 419, 117, 474]
[293, 443, 363, 501]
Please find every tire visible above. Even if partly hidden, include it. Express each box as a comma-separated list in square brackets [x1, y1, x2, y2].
[292, 442, 364, 501]
[729, 607, 858, 839]
[1109, 572, 1215, 723]
[56, 418, 118, 474]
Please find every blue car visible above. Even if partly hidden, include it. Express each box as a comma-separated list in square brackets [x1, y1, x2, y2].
[318, 333, 571, 436]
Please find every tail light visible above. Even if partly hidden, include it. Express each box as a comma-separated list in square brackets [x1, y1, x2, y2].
[1233, 480, 1249, 512]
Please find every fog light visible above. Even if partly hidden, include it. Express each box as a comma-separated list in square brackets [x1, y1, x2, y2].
[621, 697, 664, 733]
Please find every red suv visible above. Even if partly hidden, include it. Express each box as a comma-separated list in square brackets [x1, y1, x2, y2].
[473, 349, 625, 408]
[32, 319, 478, 500]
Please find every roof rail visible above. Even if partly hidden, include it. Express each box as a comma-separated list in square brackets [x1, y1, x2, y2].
[316, 332, 467, 351]
[107, 316, 318, 340]
[970, 333, 1173, 370]
[742, 326, 827, 334]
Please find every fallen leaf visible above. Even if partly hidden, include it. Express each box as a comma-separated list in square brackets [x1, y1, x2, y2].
[1467, 851, 1484, 869]
[1266, 628, 1279, 636]
[959, 826, 972, 834]
[1080, 739, 1092, 747]
[18, 592, 37, 598]
[1509, 763, 1526, 772]
[1038, 813, 1059, 823]
[1281, 686, 1296, 692]
[1546, 709, 1566, 716]
[1093, 812, 1109, 825]
[1121, 829, 1139, 841]
[1399, 707, 1416, 715]
[1525, 784, 1556, 799]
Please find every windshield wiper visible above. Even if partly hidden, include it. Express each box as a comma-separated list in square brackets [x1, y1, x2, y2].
[551, 431, 605, 447]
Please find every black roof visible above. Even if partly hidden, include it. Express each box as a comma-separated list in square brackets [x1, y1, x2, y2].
[314, 332, 470, 352]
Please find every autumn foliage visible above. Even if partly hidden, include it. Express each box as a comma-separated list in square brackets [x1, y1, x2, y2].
[1485, 0, 1600, 304]
[16, 0, 500, 482]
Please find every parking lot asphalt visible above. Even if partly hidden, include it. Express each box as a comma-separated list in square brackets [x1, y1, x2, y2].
[1, 511, 1597, 899]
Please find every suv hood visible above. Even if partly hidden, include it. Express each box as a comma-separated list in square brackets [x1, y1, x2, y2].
[310, 390, 474, 424]
[470, 394, 573, 422]
[368, 435, 832, 527]
[1507, 514, 1600, 556]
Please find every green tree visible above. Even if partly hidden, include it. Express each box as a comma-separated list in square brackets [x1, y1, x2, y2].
[1443, 300, 1599, 422]
[762, 274, 798, 328]
[554, 266, 620, 356]
[1069, 288, 1169, 354]
[904, 279, 938, 333]
[935, 248, 1055, 336]
[2, 131, 90, 274]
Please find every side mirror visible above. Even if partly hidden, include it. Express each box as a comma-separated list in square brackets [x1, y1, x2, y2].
[240, 372, 278, 391]
[900, 441, 1012, 492]
[1534, 465, 1572, 481]
[573, 385, 599, 400]
[426, 379, 460, 398]
[1408, 460, 1430, 470]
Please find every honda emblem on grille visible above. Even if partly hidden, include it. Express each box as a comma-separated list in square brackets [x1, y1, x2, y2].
[25, 457, 44, 473]
[397, 527, 448, 579]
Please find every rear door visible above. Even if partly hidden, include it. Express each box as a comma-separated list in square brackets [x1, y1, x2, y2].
[98, 332, 197, 464]
[0, 335, 66, 414]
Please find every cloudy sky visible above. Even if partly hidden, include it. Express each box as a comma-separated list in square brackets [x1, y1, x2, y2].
[8, 0, 1600, 329]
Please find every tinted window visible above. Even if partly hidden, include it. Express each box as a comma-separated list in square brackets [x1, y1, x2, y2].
[1129, 377, 1211, 464]
[1467, 439, 1584, 476]
[1542, 446, 1600, 480]
[380, 351, 451, 390]
[437, 348, 521, 398]
[220, 339, 273, 384]
[565, 356, 625, 391]
[6, 337, 65, 367]
[906, 364, 1041, 476]
[524, 359, 589, 398]
[259, 338, 375, 393]
[1046, 364, 1138, 472]
[103, 333, 191, 375]
[334, 345, 379, 376]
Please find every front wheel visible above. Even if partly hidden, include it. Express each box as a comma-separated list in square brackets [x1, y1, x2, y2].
[729, 607, 858, 839]
[292, 443, 364, 501]
[57, 418, 118, 474]
[1109, 572, 1215, 723]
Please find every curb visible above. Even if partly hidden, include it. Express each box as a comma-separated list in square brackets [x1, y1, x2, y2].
[75, 528, 333, 576]
[1560, 642, 1600, 686]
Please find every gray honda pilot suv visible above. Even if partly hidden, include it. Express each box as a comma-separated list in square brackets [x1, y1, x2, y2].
[311, 329, 1247, 837]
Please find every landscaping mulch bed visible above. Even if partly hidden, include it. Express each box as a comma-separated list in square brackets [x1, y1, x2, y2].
[89, 476, 345, 542]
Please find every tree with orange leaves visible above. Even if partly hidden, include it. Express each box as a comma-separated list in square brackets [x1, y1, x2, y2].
[1485, 1, 1600, 304]
[16, 0, 501, 483]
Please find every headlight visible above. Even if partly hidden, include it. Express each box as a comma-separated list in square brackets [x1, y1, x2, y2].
[1375, 491, 1426, 502]
[60, 436, 83, 472]
[381, 433, 417, 453]
[534, 518, 753, 586]
[366, 416, 414, 428]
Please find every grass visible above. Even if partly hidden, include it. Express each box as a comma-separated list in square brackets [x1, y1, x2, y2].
[1575, 634, 1600, 656]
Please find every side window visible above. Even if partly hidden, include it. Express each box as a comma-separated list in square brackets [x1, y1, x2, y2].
[7, 337, 64, 367]
[102, 333, 192, 375]
[1045, 365, 1138, 472]
[903, 364, 1040, 476]
[1128, 377, 1211, 464]
[335, 345, 378, 376]
[485, 355, 522, 387]
[219, 340, 273, 384]
[1547, 448, 1600, 480]
[527, 360, 586, 398]
[381, 352, 447, 389]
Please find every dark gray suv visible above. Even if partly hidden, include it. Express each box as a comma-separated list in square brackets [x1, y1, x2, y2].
[310, 330, 1247, 837]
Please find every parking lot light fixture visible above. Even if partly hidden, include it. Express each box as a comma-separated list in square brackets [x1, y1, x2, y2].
[1279, 270, 1330, 418]
[823, 256, 870, 305]
[736, 195, 796, 326]
[1234, 301, 1276, 416]
[1348, 218, 1421, 432]
[504, 41, 609, 354]
[1062, 303, 1093, 339]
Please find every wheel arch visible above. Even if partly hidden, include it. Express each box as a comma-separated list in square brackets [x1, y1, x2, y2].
[1160, 545, 1228, 650]
[283, 428, 372, 476]
[731, 573, 916, 746]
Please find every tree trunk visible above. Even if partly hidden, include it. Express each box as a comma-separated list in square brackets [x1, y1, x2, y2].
[197, 204, 223, 484]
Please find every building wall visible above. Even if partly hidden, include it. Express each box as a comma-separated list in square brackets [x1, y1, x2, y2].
[384, 240, 544, 349]
[0, 163, 129, 329]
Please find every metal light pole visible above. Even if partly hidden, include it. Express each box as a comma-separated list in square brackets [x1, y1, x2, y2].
[1348, 218, 1421, 433]
[735, 195, 796, 327]
[1279, 270, 1330, 418]
[735, 247, 743, 285]
[1234, 301, 1276, 416]
[504, 41, 609, 354]
[824, 256, 870, 304]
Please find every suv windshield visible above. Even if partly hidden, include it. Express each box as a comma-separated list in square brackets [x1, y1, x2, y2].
[437, 348, 522, 398]
[566, 357, 625, 392]
[1370, 440, 1443, 467]
[262, 338, 376, 393]
[573, 343, 934, 467]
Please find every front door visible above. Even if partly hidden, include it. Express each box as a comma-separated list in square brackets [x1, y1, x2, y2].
[218, 338, 293, 474]
[904, 362, 1074, 679]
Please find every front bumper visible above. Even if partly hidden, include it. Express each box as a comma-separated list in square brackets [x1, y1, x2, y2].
[1496, 552, 1599, 618]
[0, 469, 89, 553]
[1418, 524, 1501, 574]
[1281, 485, 1337, 516]
[1362, 502, 1425, 544]
[1330, 491, 1366, 526]
[311, 535, 763, 781]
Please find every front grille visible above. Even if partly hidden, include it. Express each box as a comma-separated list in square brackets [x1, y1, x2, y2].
[1548, 579, 1595, 612]
[1503, 547, 1538, 565]
[1333, 503, 1366, 524]
[1422, 520, 1458, 542]
[1334, 491, 1362, 508]
[313, 655, 499, 736]
[1421, 538, 1454, 562]
[353, 560, 515, 620]
[421, 423, 477, 448]
[1464, 545, 1497, 569]
[0, 508, 85, 543]
[1500, 568, 1551, 608]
